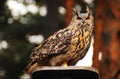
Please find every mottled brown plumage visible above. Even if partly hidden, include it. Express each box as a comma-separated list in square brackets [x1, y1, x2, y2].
[24, 6, 94, 74]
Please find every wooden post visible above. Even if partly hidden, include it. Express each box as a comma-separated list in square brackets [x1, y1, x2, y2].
[31, 66, 100, 79]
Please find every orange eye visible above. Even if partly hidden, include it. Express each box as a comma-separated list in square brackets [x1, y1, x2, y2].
[77, 17, 82, 20]
[86, 17, 90, 19]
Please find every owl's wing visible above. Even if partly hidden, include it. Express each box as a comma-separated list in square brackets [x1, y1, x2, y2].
[30, 28, 72, 61]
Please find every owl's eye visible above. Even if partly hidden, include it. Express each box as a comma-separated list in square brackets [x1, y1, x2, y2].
[77, 17, 82, 20]
[86, 17, 90, 19]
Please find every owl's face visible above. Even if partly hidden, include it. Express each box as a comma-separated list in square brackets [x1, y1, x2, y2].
[72, 7, 94, 28]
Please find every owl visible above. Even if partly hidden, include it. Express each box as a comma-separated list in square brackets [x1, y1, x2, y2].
[24, 6, 94, 74]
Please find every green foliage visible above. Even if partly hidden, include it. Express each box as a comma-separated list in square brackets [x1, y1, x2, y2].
[0, 0, 65, 79]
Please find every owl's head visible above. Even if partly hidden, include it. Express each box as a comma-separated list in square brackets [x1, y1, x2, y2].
[72, 6, 94, 28]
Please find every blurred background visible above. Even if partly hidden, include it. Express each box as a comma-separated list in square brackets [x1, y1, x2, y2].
[0, 0, 119, 79]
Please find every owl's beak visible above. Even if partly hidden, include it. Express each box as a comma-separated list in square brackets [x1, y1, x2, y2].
[82, 20, 85, 24]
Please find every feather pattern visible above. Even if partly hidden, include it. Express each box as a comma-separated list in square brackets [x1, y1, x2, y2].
[30, 28, 72, 61]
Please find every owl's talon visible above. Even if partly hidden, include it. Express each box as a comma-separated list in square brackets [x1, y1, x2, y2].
[61, 62, 68, 67]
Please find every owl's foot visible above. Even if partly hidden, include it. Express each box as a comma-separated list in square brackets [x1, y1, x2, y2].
[61, 61, 68, 67]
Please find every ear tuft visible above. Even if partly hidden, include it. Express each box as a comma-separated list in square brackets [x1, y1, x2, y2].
[86, 6, 92, 16]
[86, 6, 90, 13]
[72, 8, 77, 15]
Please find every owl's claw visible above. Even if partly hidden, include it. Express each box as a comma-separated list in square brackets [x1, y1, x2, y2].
[61, 62, 68, 67]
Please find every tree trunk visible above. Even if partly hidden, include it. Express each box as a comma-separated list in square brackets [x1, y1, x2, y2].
[93, 0, 120, 79]
[64, 0, 76, 27]
[44, 0, 60, 38]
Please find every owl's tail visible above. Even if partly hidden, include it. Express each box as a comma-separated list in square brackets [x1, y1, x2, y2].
[23, 60, 39, 74]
